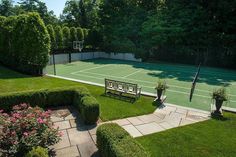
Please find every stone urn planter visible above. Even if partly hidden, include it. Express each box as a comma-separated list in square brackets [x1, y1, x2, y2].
[212, 88, 228, 115]
[155, 80, 168, 101]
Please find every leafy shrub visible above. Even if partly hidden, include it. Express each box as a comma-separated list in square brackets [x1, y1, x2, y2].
[77, 27, 84, 41]
[54, 25, 64, 49]
[0, 104, 61, 156]
[46, 24, 56, 51]
[212, 87, 228, 101]
[24, 146, 49, 157]
[0, 87, 100, 124]
[70, 27, 77, 42]
[80, 96, 100, 124]
[62, 26, 71, 49]
[0, 12, 50, 75]
[96, 123, 149, 157]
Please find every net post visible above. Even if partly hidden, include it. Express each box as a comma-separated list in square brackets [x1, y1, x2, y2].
[52, 51, 56, 75]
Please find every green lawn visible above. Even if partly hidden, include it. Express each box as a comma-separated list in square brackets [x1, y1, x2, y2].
[137, 112, 236, 157]
[0, 66, 156, 121]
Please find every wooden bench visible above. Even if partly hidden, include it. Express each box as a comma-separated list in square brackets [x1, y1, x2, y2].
[105, 79, 141, 100]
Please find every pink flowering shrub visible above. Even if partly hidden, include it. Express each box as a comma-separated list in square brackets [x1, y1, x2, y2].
[0, 104, 61, 156]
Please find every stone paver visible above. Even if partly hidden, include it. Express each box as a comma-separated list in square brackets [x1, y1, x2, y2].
[135, 122, 165, 135]
[137, 114, 162, 123]
[112, 119, 131, 126]
[54, 121, 71, 130]
[122, 124, 142, 137]
[53, 130, 70, 150]
[159, 121, 175, 130]
[77, 137, 98, 157]
[176, 108, 188, 115]
[180, 118, 196, 126]
[55, 146, 80, 157]
[67, 128, 91, 146]
[51, 116, 64, 122]
[127, 117, 144, 125]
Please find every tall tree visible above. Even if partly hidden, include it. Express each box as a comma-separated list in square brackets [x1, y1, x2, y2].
[0, 0, 14, 16]
[61, 0, 100, 28]
[17, 0, 58, 25]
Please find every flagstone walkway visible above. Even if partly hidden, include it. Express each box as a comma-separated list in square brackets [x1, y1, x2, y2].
[50, 103, 210, 157]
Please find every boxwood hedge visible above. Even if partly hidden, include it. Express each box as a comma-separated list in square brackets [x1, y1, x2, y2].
[80, 96, 100, 124]
[96, 123, 149, 157]
[0, 87, 99, 124]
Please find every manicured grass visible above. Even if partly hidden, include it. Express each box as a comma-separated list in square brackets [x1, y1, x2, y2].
[137, 112, 236, 157]
[0, 66, 156, 121]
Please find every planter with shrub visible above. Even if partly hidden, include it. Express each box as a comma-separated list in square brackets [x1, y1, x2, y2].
[155, 80, 168, 102]
[212, 87, 228, 115]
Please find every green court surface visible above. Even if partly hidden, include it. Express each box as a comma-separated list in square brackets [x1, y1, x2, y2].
[46, 58, 236, 111]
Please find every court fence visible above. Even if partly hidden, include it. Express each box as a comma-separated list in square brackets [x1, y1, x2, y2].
[48, 52, 142, 65]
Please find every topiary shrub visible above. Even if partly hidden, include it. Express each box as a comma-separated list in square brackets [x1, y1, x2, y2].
[70, 27, 77, 42]
[97, 123, 149, 157]
[80, 95, 100, 124]
[46, 24, 56, 51]
[54, 25, 64, 50]
[24, 146, 49, 157]
[62, 26, 71, 49]
[77, 27, 84, 41]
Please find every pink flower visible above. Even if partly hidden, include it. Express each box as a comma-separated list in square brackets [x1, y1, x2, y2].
[13, 141, 18, 145]
[11, 131, 16, 136]
[0, 109, 3, 113]
[23, 132, 29, 136]
[37, 117, 44, 124]
[12, 113, 21, 119]
[11, 117, 17, 123]
[58, 131, 63, 136]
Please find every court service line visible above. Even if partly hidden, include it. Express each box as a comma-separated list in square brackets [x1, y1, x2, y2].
[122, 70, 142, 78]
[71, 70, 236, 96]
[69, 72, 236, 102]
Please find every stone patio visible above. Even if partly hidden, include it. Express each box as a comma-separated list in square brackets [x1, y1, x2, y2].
[50, 103, 210, 157]
[49, 106, 99, 157]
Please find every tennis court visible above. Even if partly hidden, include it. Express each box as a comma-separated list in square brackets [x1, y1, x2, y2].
[46, 58, 236, 111]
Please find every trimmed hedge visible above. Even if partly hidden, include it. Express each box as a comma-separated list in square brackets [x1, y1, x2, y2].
[0, 87, 99, 124]
[96, 123, 149, 157]
[80, 96, 100, 124]
[0, 13, 50, 75]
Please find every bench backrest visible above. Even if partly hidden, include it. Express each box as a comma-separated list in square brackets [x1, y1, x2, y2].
[105, 79, 138, 94]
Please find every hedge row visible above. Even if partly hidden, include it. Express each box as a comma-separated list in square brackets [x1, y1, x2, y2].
[46, 25, 87, 51]
[96, 123, 149, 157]
[0, 12, 50, 75]
[0, 87, 99, 124]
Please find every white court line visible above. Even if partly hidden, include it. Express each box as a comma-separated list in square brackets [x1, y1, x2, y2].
[71, 70, 236, 97]
[71, 64, 110, 74]
[122, 70, 142, 78]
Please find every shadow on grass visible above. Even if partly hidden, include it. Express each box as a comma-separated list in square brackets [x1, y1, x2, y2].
[100, 93, 136, 103]
[211, 113, 229, 121]
[0, 65, 31, 79]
